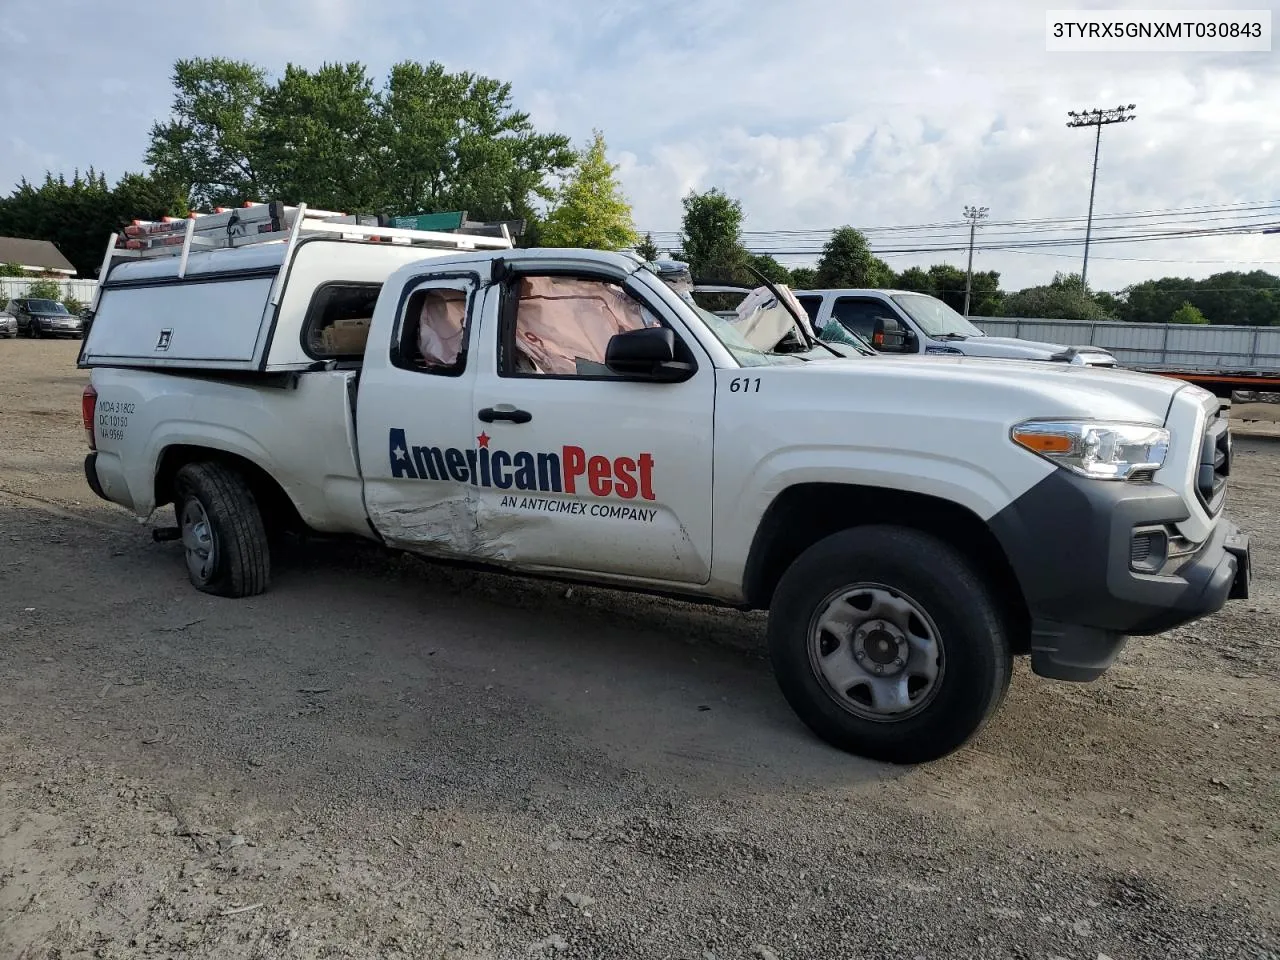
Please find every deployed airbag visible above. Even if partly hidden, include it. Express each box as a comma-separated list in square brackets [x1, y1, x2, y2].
[418, 288, 468, 366]
[514, 276, 658, 375]
[730, 285, 814, 351]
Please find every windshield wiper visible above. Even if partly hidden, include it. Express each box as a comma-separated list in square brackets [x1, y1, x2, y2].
[934, 333, 969, 341]
[742, 264, 848, 359]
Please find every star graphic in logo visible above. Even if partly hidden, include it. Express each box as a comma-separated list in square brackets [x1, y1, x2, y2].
[477, 432, 491, 449]
[393, 445, 407, 461]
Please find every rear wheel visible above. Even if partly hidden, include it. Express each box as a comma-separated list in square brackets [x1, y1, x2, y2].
[767, 525, 1012, 764]
[172, 462, 270, 597]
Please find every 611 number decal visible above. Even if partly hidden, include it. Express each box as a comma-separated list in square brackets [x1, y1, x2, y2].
[729, 377, 761, 393]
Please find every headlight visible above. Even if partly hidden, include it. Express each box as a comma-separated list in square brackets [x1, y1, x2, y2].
[1011, 419, 1169, 480]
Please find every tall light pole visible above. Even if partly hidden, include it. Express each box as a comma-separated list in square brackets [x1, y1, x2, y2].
[962, 205, 988, 316]
[1066, 103, 1136, 292]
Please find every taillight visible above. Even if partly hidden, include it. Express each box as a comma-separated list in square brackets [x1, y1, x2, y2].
[81, 383, 97, 450]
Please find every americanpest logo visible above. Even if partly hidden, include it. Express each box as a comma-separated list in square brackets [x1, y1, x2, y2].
[388, 428, 656, 501]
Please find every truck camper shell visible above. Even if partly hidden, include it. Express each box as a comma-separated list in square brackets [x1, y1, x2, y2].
[78, 201, 513, 374]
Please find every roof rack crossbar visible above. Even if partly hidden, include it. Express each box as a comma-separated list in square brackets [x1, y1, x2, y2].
[109, 200, 513, 260]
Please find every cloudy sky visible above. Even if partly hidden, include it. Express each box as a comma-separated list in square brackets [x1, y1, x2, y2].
[2, 0, 1277, 290]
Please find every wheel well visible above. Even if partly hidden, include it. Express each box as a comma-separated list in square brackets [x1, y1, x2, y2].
[742, 483, 1030, 654]
[154, 445, 306, 535]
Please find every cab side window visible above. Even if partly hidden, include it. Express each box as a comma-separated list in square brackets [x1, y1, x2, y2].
[502, 275, 665, 378]
[393, 282, 474, 377]
[832, 297, 902, 340]
[303, 283, 382, 360]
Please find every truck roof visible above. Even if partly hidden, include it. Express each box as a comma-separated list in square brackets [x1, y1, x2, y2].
[793, 288, 919, 297]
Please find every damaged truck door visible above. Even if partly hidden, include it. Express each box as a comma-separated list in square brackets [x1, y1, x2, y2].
[357, 269, 489, 556]
[464, 259, 715, 581]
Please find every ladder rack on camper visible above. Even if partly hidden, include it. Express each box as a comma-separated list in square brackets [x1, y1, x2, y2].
[91, 201, 514, 313]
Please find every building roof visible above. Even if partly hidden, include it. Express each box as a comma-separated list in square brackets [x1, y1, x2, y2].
[0, 236, 75, 274]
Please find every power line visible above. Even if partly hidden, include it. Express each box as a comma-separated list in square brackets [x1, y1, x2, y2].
[642, 198, 1280, 245]
[655, 209, 1280, 250]
[731, 220, 1280, 258]
[973, 250, 1280, 265]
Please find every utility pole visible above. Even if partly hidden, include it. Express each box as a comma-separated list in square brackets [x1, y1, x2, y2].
[962, 205, 989, 316]
[1066, 103, 1136, 292]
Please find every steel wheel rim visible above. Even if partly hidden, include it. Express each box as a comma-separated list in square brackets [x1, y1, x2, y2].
[181, 498, 216, 583]
[806, 582, 945, 722]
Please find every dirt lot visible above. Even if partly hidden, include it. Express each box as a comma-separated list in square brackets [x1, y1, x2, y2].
[1, 339, 1277, 960]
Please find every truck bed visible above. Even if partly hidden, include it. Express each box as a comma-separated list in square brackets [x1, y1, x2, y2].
[88, 366, 371, 534]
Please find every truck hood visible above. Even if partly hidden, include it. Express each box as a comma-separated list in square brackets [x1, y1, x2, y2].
[952, 335, 1111, 363]
[798, 352, 1183, 424]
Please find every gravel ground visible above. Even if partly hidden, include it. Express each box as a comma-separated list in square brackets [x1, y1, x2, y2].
[1, 338, 1277, 960]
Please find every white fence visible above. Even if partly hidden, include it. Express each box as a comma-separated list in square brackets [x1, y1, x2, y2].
[968, 316, 1280, 375]
[0, 277, 98, 306]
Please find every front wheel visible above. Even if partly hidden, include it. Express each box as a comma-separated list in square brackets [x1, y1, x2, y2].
[767, 525, 1012, 765]
[172, 461, 270, 597]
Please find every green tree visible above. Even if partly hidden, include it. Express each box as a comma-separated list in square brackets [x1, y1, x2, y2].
[0, 169, 186, 277]
[376, 60, 574, 222]
[1171, 301, 1208, 324]
[635, 232, 660, 261]
[1094, 290, 1124, 317]
[747, 253, 792, 285]
[255, 61, 384, 211]
[1119, 271, 1280, 326]
[999, 272, 1115, 321]
[788, 266, 818, 289]
[145, 57, 575, 222]
[146, 57, 269, 208]
[27, 278, 62, 301]
[814, 226, 892, 288]
[540, 130, 638, 250]
[676, 188, 749, 282]
[924, 264, 1002, 315]
[894, 266, 931, 292]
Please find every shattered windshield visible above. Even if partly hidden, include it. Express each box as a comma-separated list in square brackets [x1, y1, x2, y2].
[687, 301, 804, 367]
[642, 263, 805, 367]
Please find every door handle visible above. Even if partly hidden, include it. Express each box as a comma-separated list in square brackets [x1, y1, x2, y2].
[478, 407, 532, 424]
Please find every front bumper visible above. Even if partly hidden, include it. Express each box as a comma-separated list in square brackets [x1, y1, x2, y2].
[989, 470, 1250, 681]
[37, 323, 83, 336]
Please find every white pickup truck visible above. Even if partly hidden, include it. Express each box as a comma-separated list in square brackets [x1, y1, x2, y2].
[794, 287, 1120, 367]
[78, 202, 1251, 764]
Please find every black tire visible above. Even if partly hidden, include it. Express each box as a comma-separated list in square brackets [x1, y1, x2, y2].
[172, 461, 270, 598]
[767, 525, 1012, 765]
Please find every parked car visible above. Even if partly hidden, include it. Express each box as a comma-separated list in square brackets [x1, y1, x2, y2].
[6, 297, 85, 338]
[77, 201, 1250, 765]
[794, 288, 1118, 367]
[0, 306, 15, 338]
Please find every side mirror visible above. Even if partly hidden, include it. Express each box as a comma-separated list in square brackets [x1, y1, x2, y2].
[872, 317, 911, 352]
[605, 327, 694, 381]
